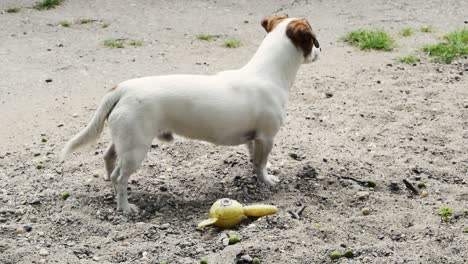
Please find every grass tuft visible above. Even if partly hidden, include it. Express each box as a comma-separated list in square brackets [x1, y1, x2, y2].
[33, 0, 63, 10]
[196, 34, 215, 41]
[422, 29, 468, 63]
[398, 56, 420, 64]
[103, 39, 143, 48]
[400, 28, 414, 37]
[224, 39, 241, 48]
[59, 21, 71, 27]
[439, 207, 453, 223]
[5, 7, 21, 13]
[128, 40, 144, 47]
[343, 29, 394, 51]
[103, 39, 125, 49]
[420, 26, 433, 33]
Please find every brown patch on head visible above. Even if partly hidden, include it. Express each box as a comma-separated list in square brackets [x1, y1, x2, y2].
[286, 19, 320, 58]
[261, 15, 289, 33]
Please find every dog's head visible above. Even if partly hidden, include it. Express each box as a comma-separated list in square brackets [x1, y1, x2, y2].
[261, 15, 320, 63]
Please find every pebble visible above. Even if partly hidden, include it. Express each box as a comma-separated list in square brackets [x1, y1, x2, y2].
[420, 191, 429, 197]
[361, 207, 370, 215]
[38, 231, 45, 236]
[179, 240, 192, 248]
[222, 237, 230, 246]
[16, 227, 25, 234]
[24, 225, 33, 232]
[159, 223, 170, 230]
[241, 254, 253, 262]
[72, 113, 78, 118]
[357, 191, 370, 200]
[93, 256, 100, 261]
[39, 259, 46, 264]
[39, 248, 49, 256]
[45, 78, 53, 83]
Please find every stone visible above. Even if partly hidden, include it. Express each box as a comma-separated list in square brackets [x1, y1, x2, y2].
[39, 248, 49, 256]
[357, 191, 370, 200]
[361, 207, 370, 215]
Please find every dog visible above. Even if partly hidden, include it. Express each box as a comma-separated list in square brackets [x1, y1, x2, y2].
[61, 15, 320, 214]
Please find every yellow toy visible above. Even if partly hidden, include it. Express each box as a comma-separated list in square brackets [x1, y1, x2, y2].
[198, 198, 278, 229]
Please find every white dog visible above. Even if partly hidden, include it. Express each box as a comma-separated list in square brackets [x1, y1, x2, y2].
[61, 15, 320, 214]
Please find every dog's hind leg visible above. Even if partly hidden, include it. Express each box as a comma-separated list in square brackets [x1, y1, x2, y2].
[253, 138, 280, 186]
[246, 141, 254, 162]
[112, 140, 150, 214]
[103, 143, 117, 181]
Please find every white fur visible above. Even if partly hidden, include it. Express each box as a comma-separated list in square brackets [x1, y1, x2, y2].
[61, 18, 320, 214]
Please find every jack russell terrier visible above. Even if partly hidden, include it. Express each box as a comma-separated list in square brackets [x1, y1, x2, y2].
[61, 15, 321, 214]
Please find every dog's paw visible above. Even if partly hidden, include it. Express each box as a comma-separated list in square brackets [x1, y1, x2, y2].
[260, 174, 280, 186]
[120, 203, 140, 214]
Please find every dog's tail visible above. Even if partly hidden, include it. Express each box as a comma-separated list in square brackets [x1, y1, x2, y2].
[60, 87, 122, 161]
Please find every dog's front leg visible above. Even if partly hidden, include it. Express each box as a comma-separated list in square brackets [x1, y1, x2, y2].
[253, 138, 280, 186]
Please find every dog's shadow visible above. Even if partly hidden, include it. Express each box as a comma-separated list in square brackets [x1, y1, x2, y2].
[82, 161, 321, 223]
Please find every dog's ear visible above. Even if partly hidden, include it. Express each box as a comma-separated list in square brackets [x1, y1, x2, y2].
[286, 19, 319, 58]
[261, 15, 289, 33]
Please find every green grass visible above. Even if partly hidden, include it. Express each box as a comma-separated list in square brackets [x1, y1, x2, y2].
[224, 39, 241, 48]
[5, 7, 21, 13]
[398, 56, 420, 64]
[196, 34, 215, 41]
[33, 0, 63, 10]
[103, 39, 125, 48]
[77, 19, 96, 24]
[59, 21, 71, 27]
[343, 29, 394, 51]
[422, 29, 468, 63]
[400, 28, 414, 37]
[420, 26, 433, 33]
[439, 207, 453, 223]
[128, 40, 144, 47]
[103, 39, 143, 48]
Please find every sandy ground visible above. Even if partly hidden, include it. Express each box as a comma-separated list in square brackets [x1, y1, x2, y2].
[1, 0, 467, 263]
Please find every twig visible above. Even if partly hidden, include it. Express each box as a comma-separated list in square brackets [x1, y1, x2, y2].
[288, 205, 307, 219]
[402, 179, 419, 195]
[335, 175, 369, 187]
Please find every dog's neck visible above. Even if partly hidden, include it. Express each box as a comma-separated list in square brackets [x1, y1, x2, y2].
[241, 22, 303, 90]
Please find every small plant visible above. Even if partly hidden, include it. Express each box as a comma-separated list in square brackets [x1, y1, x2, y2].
[464, 227, 468, 233]
[103, 39, 125, 48]
[196, 34, 215, 41]
[400, 28, 414, 37]
[398, 56, 420, 64]
[439, 207, 453, 223]
[343, 29, 394, 51]
[343, 249, 354, 258]
[224, 39, 241, 48]
[5, 7, 21, 13]
[59, 21, 71, 27]
[329, 250, 341, 260]
[101, 23, 110, 28]
[128, 40, 144, 47]
[33, 0, 63, 10]
[77, 19, 96, 24]
[422, 29, 468, 63]
[420, 26, 433, 33]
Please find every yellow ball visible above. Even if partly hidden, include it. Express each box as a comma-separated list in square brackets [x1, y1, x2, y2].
[209, 198, 245, 229]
